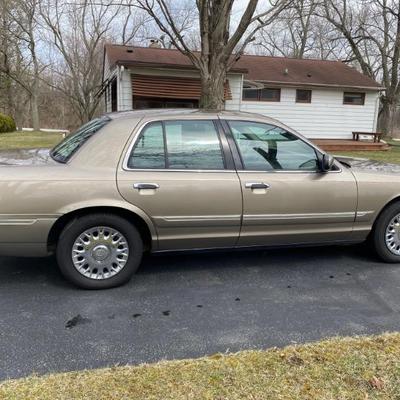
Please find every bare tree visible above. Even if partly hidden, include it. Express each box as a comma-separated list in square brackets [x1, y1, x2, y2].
[321, 0, 400, 134]
[254, 0, 352, 61]
[126, 0, 292, 110]
[115, 5, 152, 45]
[0, 0, 15, 117]
[40, 0, 125, 123]
[144, 2, 199, 49]
[0, 0, 42, 130]
[256, 0, 317, 58]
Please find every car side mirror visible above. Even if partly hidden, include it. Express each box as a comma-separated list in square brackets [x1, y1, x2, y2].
[320, 153, 335, 172]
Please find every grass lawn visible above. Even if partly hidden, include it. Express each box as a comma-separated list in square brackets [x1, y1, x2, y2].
[337, 140, 400, 164]
[1, 333, 400, 399]
[0, 131, 64, 150]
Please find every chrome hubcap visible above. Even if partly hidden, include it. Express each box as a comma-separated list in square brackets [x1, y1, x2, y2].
[72, 226, 129, 280]
[92, 245, 110, 261]
[385, 214, 400, 255]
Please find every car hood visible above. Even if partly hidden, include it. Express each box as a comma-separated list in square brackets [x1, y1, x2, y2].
[335, 155, 400, 175]
[0, 148, 57, 166]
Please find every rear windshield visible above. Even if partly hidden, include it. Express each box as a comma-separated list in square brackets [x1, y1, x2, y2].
[50, 116, 110, 163]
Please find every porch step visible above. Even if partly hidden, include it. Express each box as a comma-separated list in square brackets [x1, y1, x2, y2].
[312, 139, 390, 152]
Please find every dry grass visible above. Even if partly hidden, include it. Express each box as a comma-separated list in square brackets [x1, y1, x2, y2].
[1, 333, 400, 400]
[0, 131, 63, 150]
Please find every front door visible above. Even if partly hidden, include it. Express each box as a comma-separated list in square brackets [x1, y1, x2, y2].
[117, 118, 242, 250]
[222, 119, 358, 246]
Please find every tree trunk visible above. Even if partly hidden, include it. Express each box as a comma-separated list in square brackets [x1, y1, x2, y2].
[4, 76, 14, 117]
[379, 98, 396, 136]
[199, 66, 227, 111]
[30, 92, 40, 131]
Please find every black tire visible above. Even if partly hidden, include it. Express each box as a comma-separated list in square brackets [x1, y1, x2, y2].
[372, 202, 400, 263]
[56, 213, 143, 289]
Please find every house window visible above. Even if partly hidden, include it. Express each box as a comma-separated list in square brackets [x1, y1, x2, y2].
[260, 88, 281, 102]
[343, 92, 365, 105]
[242, 87, 281, 102]
[242, 88, 259, 100]
[296, 89, 312, 103]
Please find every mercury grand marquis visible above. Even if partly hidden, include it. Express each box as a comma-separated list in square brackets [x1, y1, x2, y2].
[1, 109, 399, 289]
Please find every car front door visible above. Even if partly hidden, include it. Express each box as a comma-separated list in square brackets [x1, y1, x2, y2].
[117, 118, 242, 251]
[221, 119, 358, 247]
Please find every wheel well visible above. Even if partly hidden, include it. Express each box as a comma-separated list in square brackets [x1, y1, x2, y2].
[371, 195, 400, 232]
[47, 207, 153, 253]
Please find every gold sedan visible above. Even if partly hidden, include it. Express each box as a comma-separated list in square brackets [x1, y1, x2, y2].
[0, 109, 398, 289]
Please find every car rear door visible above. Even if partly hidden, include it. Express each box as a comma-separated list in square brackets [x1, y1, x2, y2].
[117, 117, 242, 251]
[220, 118, 358, 247]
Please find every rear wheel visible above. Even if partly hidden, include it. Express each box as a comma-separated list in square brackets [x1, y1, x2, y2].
[372, 202, 400, 263]
[56, 213, 143, 289]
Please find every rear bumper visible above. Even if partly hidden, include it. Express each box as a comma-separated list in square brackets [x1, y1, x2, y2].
[0, 216, 57, 257]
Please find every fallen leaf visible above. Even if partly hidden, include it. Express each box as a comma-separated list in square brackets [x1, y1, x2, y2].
[369, 376, 384, 390]
[287, 354, 304, 366]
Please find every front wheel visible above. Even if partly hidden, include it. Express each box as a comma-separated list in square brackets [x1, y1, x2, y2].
[372, 202, 400, 263]
[56, 213, 143, 289]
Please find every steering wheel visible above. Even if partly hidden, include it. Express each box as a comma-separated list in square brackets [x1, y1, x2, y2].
[254, 147, 282, 169]
[298, 159, 318, 170]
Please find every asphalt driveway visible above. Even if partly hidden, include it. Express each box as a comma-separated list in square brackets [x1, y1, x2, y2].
[1, 244, 400, 380]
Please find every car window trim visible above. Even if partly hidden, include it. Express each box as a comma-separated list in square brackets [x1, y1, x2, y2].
[214, 119, 235, 170]
[123, 118, 230, 172]
[161, 121, 170, 169]
[219, 118, 244, 170]
[220, 118, 342, 174]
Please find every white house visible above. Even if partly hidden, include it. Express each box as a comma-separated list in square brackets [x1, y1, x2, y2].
[102, 44, 383, 140]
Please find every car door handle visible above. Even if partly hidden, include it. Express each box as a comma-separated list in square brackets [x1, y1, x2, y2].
[245, 182, 270, 189]
[133, 183, 160, 190]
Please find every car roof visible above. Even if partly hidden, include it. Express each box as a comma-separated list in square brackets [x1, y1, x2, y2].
[106, 108, 282, 125]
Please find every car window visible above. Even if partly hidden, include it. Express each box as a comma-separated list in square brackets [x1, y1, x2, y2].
[128, 120, 225, 170]
[128, 122, 165, 169]
[51, 116, 110, 163]
[228, 120, 318, 171]
[164, 120, 224, 169]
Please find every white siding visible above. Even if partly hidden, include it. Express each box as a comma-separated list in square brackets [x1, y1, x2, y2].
[103, 55, 111, 80]
[129, 66, 202, 79]
[237, 87, 380, 139]
[119, 67, 133, 111]
[225, 74, 243, 111]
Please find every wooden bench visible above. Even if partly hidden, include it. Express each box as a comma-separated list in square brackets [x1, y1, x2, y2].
[352, 131, 383, 143]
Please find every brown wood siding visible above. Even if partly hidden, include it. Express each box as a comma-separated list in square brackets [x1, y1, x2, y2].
[131, 74, 232, 100]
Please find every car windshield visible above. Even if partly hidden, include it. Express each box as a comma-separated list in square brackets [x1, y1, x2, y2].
[50, 116, 111, 163]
